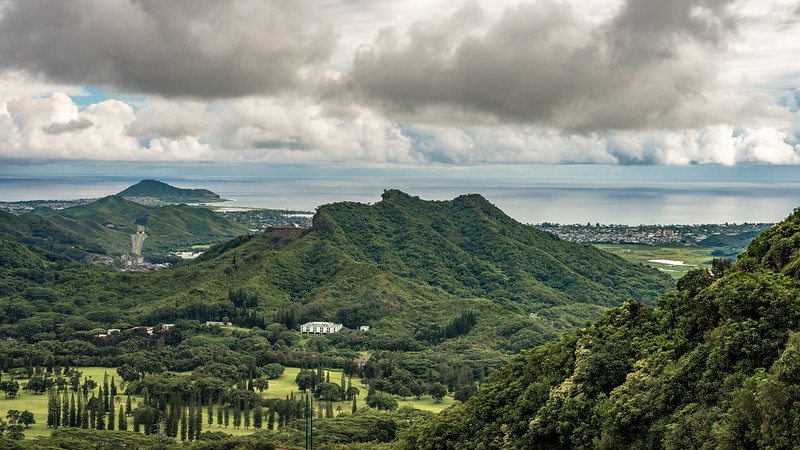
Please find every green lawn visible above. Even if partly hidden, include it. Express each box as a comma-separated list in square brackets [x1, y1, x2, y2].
[595, 243, 714, 279]
[0, 367, 140, 439]
[1, 366, 453, 441]
[263, 368, 453, 414]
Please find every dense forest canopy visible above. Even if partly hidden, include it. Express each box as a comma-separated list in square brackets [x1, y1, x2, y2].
[404, 207, 800, 449]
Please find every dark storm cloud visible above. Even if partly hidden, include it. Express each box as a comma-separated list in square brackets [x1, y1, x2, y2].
[0, 0, 336, 98]
[340, 0, 739, 130]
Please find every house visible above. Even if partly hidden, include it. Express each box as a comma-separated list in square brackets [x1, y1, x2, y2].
[130, 326, 154, 335]
[205, 321, 232, 327]
[359, 325, 370, 332]
[161, 324, 175, 331]
[300, 321, 343, 334]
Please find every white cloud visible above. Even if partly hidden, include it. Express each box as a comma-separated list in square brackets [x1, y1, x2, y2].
[0, 0, 799, 168]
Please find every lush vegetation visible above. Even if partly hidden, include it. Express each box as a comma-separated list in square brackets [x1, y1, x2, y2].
[0, 190, 669, 359]
[404, 207, 800, 449]
[35, 195, 250, 256]
[0, 189, 678, 448]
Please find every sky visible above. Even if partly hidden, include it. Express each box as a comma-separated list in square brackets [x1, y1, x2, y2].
[0, 0, 799, 170]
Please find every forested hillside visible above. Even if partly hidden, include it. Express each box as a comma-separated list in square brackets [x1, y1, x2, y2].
[0, 210, 107, 259]
[405, 207, 800, 449]
[0, 191, 669, 379]
[26, 195, 249, 256]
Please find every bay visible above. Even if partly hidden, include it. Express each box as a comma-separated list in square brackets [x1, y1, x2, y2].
[1, 164, 800, 225]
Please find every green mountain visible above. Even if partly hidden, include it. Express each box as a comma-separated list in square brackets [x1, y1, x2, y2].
[26, 195, 250, 256]
[1, 191, 669, 353]
[406, 207, 800, 449]
[118, 179, 223, 203]
[0, 210, 107, 259]
[0, 190, 675, 446]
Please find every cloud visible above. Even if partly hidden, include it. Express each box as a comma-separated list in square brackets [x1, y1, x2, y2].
[0, 91, 214, 162]
[43, 117, 94, 135]
[1, 89, 798, 166]
[0, 0, 336, 98]
[127, 99, 211, 138]
[211, 96, 415, 164]
[338, 0, 747, 130]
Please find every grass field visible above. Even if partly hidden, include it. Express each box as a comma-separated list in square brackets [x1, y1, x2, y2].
[0, 367, 132, 439]
[1, 366, 453, 441]
[595, 243, 715, 279]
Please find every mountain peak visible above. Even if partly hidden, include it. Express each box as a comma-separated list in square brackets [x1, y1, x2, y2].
[118, 180, 222, 203]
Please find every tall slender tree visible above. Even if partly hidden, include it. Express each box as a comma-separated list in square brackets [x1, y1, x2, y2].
[187, 400, 195, 441]
[108, 398, 115, 431]
[69, 393, 77, 427]
[118, 400, 127, 431]
[253, 407, 263, 429]
[193, 400, 202, 441]
[180, 408, 187, 441]
[61, 389, 69, 427]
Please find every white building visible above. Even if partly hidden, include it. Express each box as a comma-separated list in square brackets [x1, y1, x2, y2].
[301, 321, 343, 334]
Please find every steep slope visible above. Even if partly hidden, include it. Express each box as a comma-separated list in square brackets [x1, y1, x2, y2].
[116, 190, 669, 351]
[0, 210, 107, 259]
[35, 195, 249, 255]
[314, 190, 669, 309]
[118, 179, 222, 203]
[406, 207, 800, 449]
[0, 191, 671, 356]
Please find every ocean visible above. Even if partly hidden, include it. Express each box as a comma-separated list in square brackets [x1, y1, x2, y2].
[1, 164, 800, 225]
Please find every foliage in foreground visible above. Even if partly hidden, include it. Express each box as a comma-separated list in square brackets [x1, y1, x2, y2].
[403, 207, 800, 449]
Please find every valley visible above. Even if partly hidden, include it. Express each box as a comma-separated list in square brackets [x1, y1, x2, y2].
[0, 180, 793, 449]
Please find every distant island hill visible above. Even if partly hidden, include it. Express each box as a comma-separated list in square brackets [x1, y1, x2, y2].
[118, 179, 225, 204]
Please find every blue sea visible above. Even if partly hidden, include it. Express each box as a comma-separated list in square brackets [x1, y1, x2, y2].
[1, 164, 800, 225]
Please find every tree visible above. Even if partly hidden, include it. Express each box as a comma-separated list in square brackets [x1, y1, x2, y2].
[295, 369, 315, 392]
[428, 382, 448, 403]
[1, 409, 25, 441]
[262, 363, 285, 379]
[346, 385, 360, 401]
[371, 419, 398, 443]
[267, 408, 275, 430]
[117, 364, 139, 383]
[409, 379, 426, 400]
[253, 407, 263, 429]
[676, 268, 713, 297]
[314, 382, 345, 402]
[252, 378, 269, 393]
[454, 385, 477, 403]
[23, 375, 47, 394]
[366, 392, 398, 411]
[18, 410, 35, 428]
[0, 380, 19, 399]
[712, 257, 733, 278]
[118, 401, 127, 431]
